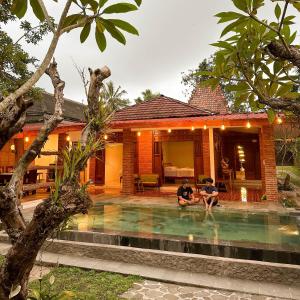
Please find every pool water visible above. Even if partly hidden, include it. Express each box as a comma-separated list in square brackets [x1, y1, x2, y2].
[67, 203, 300, 251]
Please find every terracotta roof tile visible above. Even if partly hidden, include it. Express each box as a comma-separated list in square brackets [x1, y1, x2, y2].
[112, 95, 214, 122]
[189, 86, 229, 114]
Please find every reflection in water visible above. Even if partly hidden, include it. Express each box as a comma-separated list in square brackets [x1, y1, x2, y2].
[241, 187, 247, 202]
[68, 204, 300, 249]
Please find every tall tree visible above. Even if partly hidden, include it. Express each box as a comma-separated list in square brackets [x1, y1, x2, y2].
[134, 89, 160, 104]
[100, 80, 129, 112]
[202, 0, 300, 119]
[0, 1, 142, 298]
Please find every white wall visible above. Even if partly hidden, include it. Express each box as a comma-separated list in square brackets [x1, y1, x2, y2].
[105, 143, 123, 188]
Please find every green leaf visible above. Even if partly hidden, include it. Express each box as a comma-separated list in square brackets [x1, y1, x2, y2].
[225, 82, 249, 92]
[276, 84, 292, 97]
[109, 19, 139, 35]
[134, 0, 142, 6]
[96, 18, 105, 32]
[80, 22, 91, 43]
[103, 2, 138, 14]
[11, 0, 28, 18]
[99, 0, 109, 8]
[95, 27, 107, 52]
[215, 11, 245, 23]
[211, 41, 233, 50]
[29, 0, 45, 21]
[63, 14, 83, 28]
[232, 0, 248, 12]
[102, 19, 126, 44]
[267, 109, 276, 123]
[293, 2, 300, 12]
[275, 3, 281, 19]
[220, 17, 247, 37]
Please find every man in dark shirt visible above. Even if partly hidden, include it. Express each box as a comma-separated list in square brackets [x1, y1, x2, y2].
[177, 179, 199, 207]
[200, 177, 219, 211]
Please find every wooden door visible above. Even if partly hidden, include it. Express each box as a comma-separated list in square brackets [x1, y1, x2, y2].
[95, 149, 105, 184]
[14, 139, 24, 164]
[153, 141, 163, 184]
[194, 140, 203, 181]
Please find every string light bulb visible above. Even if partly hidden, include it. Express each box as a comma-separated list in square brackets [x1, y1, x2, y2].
[204, 125, 207, 130]
[168, 129, 172, 133]
[24, 136, 29, 143]
[277, 117, 283, 124]
[10, 144, 15, 152]
[104, 134, 108, 140]
[221, 124, 225, 130]
[246, 121, 251, 129]
[66, 135, 71, 142]
[137, 131, 141, 137]
[191, 126, 195, 131]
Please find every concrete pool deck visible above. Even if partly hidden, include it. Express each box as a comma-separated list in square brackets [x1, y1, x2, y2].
[0, 242, 298, 299]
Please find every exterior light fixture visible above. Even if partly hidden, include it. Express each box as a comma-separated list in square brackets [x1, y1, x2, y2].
[238, 150, 244, 154]
[203, 125, 207, 130]
[24, 136, 29, 143]
[277, 117, 283, 124]
[66, 135, 71, 142]
[221, 124, 225, 130]
[237, 145, 243, 149]
[168, 129, 172, 133]
[246, 121, 251, 129]
[137, 131, 141, 137]
[239, 153, 245, 158]
[191, 126, 195, 131]
[10, 144, 15, 153]
[104, 134, 108, 140]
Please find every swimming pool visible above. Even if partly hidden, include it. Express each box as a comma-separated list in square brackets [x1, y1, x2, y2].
[61, 203, 300, 264]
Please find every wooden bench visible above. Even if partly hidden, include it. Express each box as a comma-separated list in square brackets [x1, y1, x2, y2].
[22, 182, 55, 194]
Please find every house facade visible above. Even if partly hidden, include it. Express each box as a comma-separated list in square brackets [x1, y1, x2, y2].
[0, 92, 86, 181]
[89, 87, 279, 201]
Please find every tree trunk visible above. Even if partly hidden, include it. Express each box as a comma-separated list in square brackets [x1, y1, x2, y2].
[0, 186, 92, 299]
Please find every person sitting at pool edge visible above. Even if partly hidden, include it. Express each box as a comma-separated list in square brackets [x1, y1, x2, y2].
[177, 179, 200, 207]
[200, 177, 219, 211]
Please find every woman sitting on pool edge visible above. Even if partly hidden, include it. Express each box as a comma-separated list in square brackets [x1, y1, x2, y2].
[177, 179, 200, 207]
[200, 177, 219, 211]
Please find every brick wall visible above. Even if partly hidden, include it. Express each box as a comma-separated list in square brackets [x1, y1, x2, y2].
[259, 125, 278, 201]
[138, 131, 153, 174]
[202, 130, 211, 177]
[122, 129, 135, 194]
[0, 140, 15, 170]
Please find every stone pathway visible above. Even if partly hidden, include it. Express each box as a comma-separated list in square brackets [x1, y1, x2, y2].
[121, 280, 284, 300]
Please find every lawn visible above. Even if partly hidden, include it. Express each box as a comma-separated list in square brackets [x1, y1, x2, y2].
[29, 267, 141, 299]
[0, 255, 140, 300]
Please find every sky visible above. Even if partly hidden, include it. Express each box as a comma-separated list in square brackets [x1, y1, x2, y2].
[5, 0, 296, 104]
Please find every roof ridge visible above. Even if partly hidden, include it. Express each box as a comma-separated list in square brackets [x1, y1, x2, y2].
[116, 94, 215, 115]
[42, 91, 86, 106]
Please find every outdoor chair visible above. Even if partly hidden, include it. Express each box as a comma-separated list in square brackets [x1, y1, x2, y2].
[140, 174, 160, 190]
[134, 174, 144, 192]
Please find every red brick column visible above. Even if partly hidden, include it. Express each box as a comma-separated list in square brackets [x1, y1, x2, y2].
[138, 131, 153, 174]
[122, 129, 135, 195]
[202, 130, 211, 176]
[259, 125, 278, 201]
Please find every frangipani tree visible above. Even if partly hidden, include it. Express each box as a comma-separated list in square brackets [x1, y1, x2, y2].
[200, 0, 300, 120]
[0, 0, 142, 299]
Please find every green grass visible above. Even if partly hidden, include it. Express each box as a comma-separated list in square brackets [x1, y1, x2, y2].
[29, 267, 141, 300]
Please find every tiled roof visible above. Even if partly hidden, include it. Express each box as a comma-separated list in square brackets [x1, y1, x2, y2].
[112, 95, 215, 122]
[189, 86, 229, 114]
[26, 92, 86, 123]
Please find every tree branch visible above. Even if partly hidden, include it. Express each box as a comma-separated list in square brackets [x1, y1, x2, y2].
[278, 0, 290, 32]
[37, 0, 55, 32]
